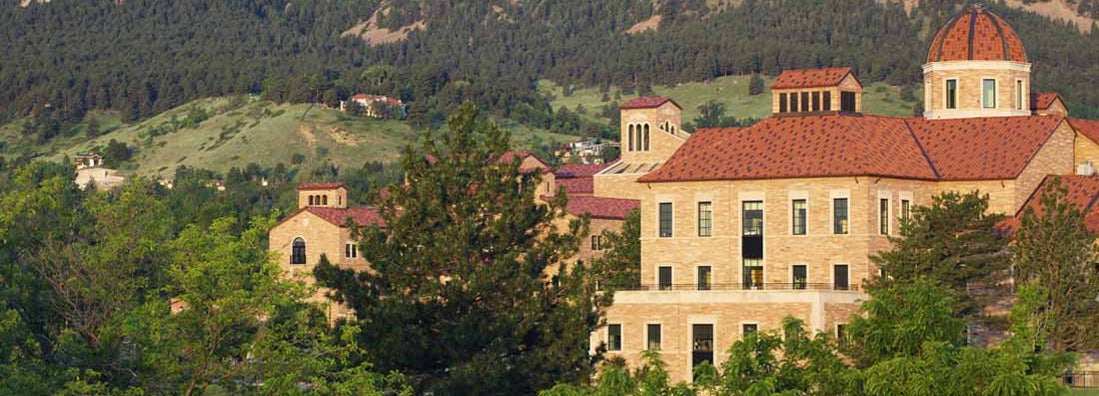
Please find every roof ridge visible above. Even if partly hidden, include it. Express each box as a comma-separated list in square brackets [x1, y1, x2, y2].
[902, 118, 942, 180]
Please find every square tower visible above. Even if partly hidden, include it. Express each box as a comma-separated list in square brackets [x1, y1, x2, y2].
[298, 182, 349, 209]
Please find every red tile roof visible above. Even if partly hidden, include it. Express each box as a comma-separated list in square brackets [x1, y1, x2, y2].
[621, 96, 681, 110]
[1002, 175, 1099, 234]
[927, 4, 1027, 63]
[1069, 118, 1099, 145]
[562, 196, 639, 220]
[1031, 92, 1062, 111]
[906, 116, 1063, 180]
[305, 206, 385, 228]
[557, 177, 594, 194]
[556, 163, 610, 178]
[639, 114, 1066, 183]
[298, 181, 346, 190]
[771, 68, 855, 90]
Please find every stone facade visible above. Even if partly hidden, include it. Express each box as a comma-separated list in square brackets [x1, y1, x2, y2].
[270, 208, 367, 320]
[923, 61, 1032, 119]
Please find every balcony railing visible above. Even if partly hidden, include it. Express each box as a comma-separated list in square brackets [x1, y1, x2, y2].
[600, 283, 860, 292]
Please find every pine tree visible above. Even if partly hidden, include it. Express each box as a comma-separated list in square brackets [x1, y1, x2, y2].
[314, 103, 609, 394]
[870, 191, 1011, 318]
[1012, 176, 1099, 352]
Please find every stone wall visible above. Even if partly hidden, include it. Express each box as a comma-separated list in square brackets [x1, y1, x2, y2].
[923, 61, 1031, 119]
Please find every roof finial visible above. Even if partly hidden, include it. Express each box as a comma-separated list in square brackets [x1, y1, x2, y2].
[970, 2, 986, 12]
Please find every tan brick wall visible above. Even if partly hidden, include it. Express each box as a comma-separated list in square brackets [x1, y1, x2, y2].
[771, 75, 862, 114]
[1012, 122, 1075, 210]
[298, 187, 349, 209]
[924, 64, 1030, 116]
[594, 172, 645, 200]
[1075, 133, 1099, 168]
[620, 102, 686, 164]
[269, 211, 369, 319]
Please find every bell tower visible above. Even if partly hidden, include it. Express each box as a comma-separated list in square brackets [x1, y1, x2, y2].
[298, 182, 349, 209]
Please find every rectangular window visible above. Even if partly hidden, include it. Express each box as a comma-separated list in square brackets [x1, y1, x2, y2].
[692, 324, 714, 376]
[834, 264, 850, 291]
[779, 93, 788, 113]
[792, 199, 807, 235]
[698, 202, 713, 237]
[833, 198, 849, 235]
[591, 235, 603, 251]
[742, 323, 758, 335]
[658, 266, 673, 290]
[823, 91, 832, 111]
[647, 324, 662, 350]
[901, 199, 911, 222]
[836, 324, 847, 342]
[344, 242, 357, 258]
[742, 201, 763, 236]
[983, 79, 997, 109]
[743, 258, 764, 289]
[812, 91, 821, 112]
[801, 92, 811, 112]
[879, 198, 890, 235]
[608, 324, 622, 351]
[790, 92, 799, 112]
[841, 91, 857, 112]
[1016, 80, 1024, 110]
[946, 79, 958, 109]
[659, 202, 673, 238]
[792, 264, 807, 290]
[697, 266, 712, 291]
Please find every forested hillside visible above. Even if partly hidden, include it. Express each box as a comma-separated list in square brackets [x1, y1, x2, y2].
[3, 0, 1099, 145]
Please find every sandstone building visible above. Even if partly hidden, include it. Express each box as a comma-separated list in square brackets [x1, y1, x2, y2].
[269, 4, 1099, 383]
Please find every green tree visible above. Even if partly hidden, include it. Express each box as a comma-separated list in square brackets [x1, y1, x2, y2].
[845, 281, 965, 367]
[1012, 176, 1099, 352]
[747, 74, 765, 96]
[693, 100, 726, 129]
[314, 103, 609, 394]
[870, 191, 1010, 318]
[590, 209, 640, 289]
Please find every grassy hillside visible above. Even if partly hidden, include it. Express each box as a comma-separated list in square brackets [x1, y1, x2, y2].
[540, 75, 921, 123]
[1, 96, 576, 179]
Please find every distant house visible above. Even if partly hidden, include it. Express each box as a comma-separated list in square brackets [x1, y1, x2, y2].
[562, 138, 617, 164]
[339, 94, 406, 119]
[75, 168, 125, 191]
[74, 153, 103, 169]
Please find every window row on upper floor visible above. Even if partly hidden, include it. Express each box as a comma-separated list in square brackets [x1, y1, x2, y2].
[288, 237, 360, 265]
[777, 90, 856, 114]
[655, 193, 913, 238]
[942, 77, 1026, 110]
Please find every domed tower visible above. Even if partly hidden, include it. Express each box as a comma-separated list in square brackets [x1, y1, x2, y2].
[923, 4, 1031, 119]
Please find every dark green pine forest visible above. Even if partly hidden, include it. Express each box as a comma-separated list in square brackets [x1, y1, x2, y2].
[4, 0, 1099, 142]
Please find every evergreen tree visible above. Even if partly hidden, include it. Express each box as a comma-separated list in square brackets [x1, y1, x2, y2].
[314, 103, 609, 394]
[590, 209, 640, 289]
[1012, 176, 1099, 352]
[748, 74, 765, 96]
[870, 191, 1010, 318]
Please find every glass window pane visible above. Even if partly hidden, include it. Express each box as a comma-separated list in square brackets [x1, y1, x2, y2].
[792, 199, 807, 235]
[742, 201, 763, 236]
[608, 324, 622, 351]
[833, 198, 849, 234]
[698, 202, 712, 237]
[880, 199, 889, 235]
[983, 79, 997, 109]
[742, 323, 758, 334]
[659, 266, 673, 290]
[647, 324, 662, 350]
[946, 79, 957, 109]
[659, 203, 673, 237]
[779, 93, 788, 113]
[698, 266, 712, 290]
[793, 265, 807, 290]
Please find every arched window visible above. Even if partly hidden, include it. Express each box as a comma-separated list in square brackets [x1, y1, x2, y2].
[628, 124, 635, 151]
[322, 195, 328, 205]
[308, 196, 314, 205]
[643, 124, 650, 151]
[291, 237, 306, 265]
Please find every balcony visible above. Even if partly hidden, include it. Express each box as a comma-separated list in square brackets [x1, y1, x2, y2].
[600, 283, 859, 292]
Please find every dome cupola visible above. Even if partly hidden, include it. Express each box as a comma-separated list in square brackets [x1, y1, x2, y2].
[922, 4, 1032, 120]
[927, 4, 1027, 63]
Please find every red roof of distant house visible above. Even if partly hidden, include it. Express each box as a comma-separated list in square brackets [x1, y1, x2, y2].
[1069, 118, 1099, 145]
[298, 181, 346, 190]
[562, 196, 639, 220]
[1000, 175, 1099, 235]
[927, 4, 1027, 63]
[305, 206, 385, 228]
[1031, 93, 1062, 111]
[557, 178, 594, 194]
[771, 68, 856, 90]
[639, 114, 1066, 183]
[621, 96, 681, 110]
[556, 163, 611, 178]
